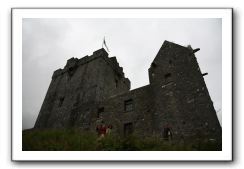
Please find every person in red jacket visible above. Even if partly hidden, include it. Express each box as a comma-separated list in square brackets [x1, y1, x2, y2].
[96, 123, 107, 138]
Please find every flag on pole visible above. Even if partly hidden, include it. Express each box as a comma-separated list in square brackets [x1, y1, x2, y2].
[102, 37, 110, 52]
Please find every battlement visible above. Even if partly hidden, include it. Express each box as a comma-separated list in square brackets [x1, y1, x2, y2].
[52, 48, 128, 82]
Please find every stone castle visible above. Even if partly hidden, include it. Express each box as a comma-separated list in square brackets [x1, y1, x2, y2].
[34, 41, 222, 144]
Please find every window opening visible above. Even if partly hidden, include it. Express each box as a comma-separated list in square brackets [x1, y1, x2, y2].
[124, 99, 133, 112]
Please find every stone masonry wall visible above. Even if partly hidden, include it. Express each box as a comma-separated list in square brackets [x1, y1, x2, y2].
[148, 41, 221, 143]
[34, 48, 130, 128]
[34, 41, 222, 146]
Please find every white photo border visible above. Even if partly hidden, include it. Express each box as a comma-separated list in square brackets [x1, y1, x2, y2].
[12, 8, 233, 161]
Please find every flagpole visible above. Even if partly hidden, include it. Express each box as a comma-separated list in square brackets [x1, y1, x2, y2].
[102, 37, 110, 53]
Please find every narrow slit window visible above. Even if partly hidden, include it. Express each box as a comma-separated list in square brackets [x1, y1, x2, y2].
[59, 97, 64, 107]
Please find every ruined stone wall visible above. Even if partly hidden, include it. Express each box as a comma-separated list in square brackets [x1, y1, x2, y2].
[91, 85, 154, 137]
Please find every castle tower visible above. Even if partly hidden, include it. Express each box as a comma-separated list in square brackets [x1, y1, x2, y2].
[149, 41, 221, 146]
[34, 41, 221, 149]
[34, 48, 130, 128]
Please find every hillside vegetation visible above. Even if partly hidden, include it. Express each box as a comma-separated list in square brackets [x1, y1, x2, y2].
[22, 129, 220, 151]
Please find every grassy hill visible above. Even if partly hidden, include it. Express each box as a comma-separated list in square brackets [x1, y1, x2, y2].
[22, 129, 220, 151]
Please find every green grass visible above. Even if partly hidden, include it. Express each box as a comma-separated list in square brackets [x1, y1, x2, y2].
[22, 129, 221, 151]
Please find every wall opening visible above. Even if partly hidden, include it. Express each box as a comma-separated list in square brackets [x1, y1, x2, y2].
[124, 122, 133, 137]
[59, 97, 64, 107]
[151, 62, 157, 68]
[67, 66, 76, 78]
[97, 107, 104, 118]
[115, 79, 118, 88]
[124, 99, 133, 112]
[164, 73, 171, 80]
[163, 127, 172, 140]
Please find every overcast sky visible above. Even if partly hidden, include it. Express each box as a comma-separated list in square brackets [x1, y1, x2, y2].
[23, 18, 222, 130]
